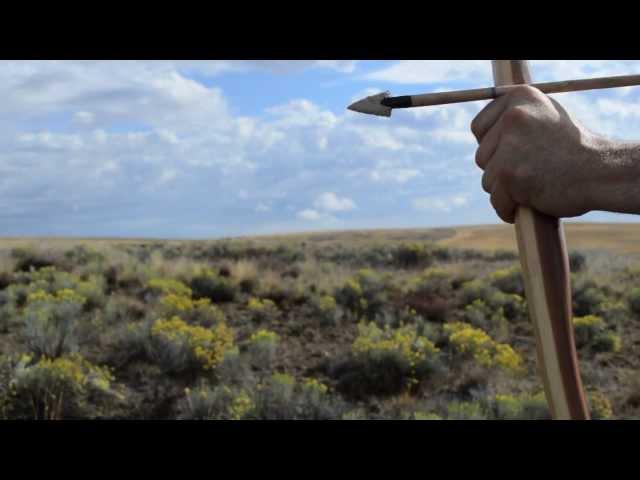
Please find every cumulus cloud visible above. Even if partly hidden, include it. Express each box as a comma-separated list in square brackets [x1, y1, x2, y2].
[297, 209, 323, 220]
[413, 194, 469, 213]
[313, 192, 356, 212]
[364, 60, 490, 85]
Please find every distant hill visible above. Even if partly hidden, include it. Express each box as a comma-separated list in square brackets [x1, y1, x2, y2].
[2, 222, 640, 255]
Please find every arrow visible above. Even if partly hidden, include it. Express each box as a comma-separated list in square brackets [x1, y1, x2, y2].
[348, 73, 640, 117]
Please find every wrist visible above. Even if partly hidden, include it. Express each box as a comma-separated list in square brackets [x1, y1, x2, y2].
[582, 134, 640, 214]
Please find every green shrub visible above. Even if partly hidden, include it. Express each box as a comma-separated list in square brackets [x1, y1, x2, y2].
[124, 316, 235, 375]
[596, 300, 629, 324]
[393, 243, 434, 269]
[190, 270, 236, 303]
[158, 292, 226, 328]
[252, 373, 345, 419]
[403, 268, 454, 322]
[573, 315, 606, 349]
[6, 353, 118, 419]
[491, 392, 551, 419]
[334, 269, 391, 320]
[0, 356, 12, 419]
[179, 383, 254, 420]
[413, 412, 443, 420]
[569, 251, 587, 273]
[444, 322, 525, 376]
[246, 329, 280, 369]
[459, 279, 495, 307]
[333, 322, 440, 399]
[101, 294, 147, 326]
[629, 287, 640, 316]
[588, 390, 613, 419]
[147, 278, 192, 297]
[216, 347, 253, 387]
[591, 331, 622, 353]
[488, 266, 523, 295]
[446, 401, 487, 420]
[310, 294, 342, 327]
[22, 289, 87, 358]
[519, 392, 551, 419]
[11, 247, 61, 272]
[247, 297, 279, 323]
[573, 280, 608, 316]
[0, 271, 13, 291]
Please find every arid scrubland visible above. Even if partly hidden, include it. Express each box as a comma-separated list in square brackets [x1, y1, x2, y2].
[0, 226, 639, 420]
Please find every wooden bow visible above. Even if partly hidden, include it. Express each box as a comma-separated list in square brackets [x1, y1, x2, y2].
[492, 60, 589, 420]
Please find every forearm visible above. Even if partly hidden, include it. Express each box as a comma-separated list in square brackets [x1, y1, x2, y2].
[585, 136, 640, 215]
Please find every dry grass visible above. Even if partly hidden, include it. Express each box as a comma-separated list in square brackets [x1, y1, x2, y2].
[3, 222, 640, 256]
[439, 222, 640, 256]
[229, 260, 258, 284]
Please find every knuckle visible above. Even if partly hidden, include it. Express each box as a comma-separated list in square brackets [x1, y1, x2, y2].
[475, 147, 486, 169]
[502, 105, 531, 126]
[509, 84, 542, 101]
[470, 116, 482, 138]
[482, 170, 494, 193]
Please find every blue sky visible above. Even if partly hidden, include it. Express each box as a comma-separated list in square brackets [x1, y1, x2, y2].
[3, 60, 640, 239]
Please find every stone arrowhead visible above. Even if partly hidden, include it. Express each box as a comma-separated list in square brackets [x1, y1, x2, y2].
[347, 91, 392, 117]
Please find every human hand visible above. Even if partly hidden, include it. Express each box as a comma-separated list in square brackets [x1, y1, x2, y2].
[471, 85, 606, 223]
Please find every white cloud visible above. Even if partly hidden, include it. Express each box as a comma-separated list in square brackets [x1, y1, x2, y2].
[369, 168, 420, 183]
[256, 203, 271, 213]
[74, 111, 95, 125]
[413, 194, 469, 212]
[157, 168, 178, 185]
[364, 60, 490, 85]
[314, 192, 356, 212]
[297, 209, 322, 220]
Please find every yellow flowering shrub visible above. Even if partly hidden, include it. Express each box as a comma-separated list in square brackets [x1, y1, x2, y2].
[589, 390, 613, 419]
[271, 372, 295, 387]
[574, 314, 605, 329]
[248, 297, 277, 312]
[311, 294, 340, 327]
[181, 384, 254, 420]
[159, 292, 226, 326]
[150, 316, 234, 373]
[318, 295, 337, 312]
[348, 322, 441, 396]
[573, 314, 606, 348]
[405, 267, 452, 297]
[27, 288, 86, 306]
[492, 392, 550, 419]
[229, 390, 254, 420]
[247, 297, 278, 322]
[447, 401, 486, 420]
[494, 394, 522, 419]
[247, 329, 279, 367]
[335, 269, 391, 320]
[444, 322, 525, 375]
[249, 329, 280, 344]
[148, 278, 193, 297]
[302, 377, 329, 396]
[22, 288, 89, 358]
[488, 266, 523, 295]
[9, 353, 115, 419]
[353, 322, 439, 369]
[23, 267, 104, 307]
[413, 412, 443, 420]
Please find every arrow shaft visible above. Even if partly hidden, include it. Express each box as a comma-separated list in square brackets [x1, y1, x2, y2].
[383, 73, 640, 109]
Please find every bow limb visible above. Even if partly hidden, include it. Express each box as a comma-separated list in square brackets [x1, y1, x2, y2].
[491, 60, 590, 420]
